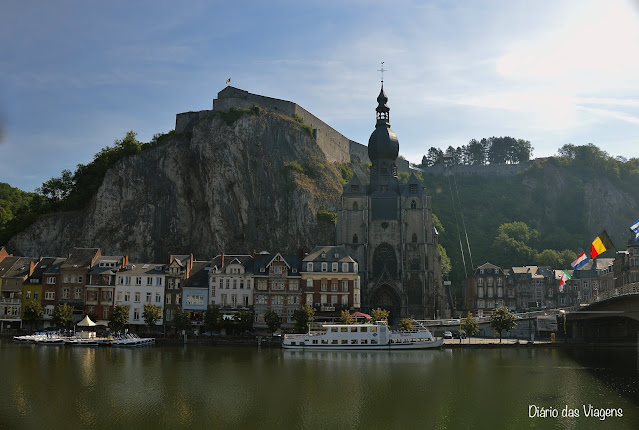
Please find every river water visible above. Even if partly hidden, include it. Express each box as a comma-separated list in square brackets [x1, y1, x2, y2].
[0, 339, 638, 430]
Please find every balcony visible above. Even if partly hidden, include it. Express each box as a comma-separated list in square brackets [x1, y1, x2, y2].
[0, 298, 20, 305]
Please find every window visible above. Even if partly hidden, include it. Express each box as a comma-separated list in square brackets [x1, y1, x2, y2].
[103, 309, 109, 320]
[352, 234, 358, 244]
[232, 295, 237, 307]
[165, 309, 173, 321]
[351, 185, 359, 192]
[146, 292, 152, 303]
[134, 292, 141, 303]
[147, 277, 152, 285]
[306, 279, 313, 288]
[342, 281, 349, 292]
[26, 291, 31, 300]
[477, 299, 485, 308]
[332, 263, 338, 272]
[497, 287, 503, 298]
[341, 295, 348, 306]
[74, 288, 82, 300]
[124, 292, 130, 302]
[331, 283, 338, 292]
[125, 276, 131, 286]
[307, 262, 313, 272]
[331, 295, 337, 305]
[87, 290, 98, 302]
[47, 277, 55, 284]
[321, 294, 327, 304]
[233, 279, 237, 289]
[133, 309, 140, 321]
[135, 277, 142, 286]
[77, 275, 83, 284]
[156, 277, 162, 286]
[412, 233, 417, 243]
[166, 295, 172, 305]
[289, 281, 298, 291]
[156, 293, 161, 303]
[321, 282, 327, 291]
[176, 294, 181, 305]
[321, 263, 327, 272]
[410, 184, 418, 194]
[45, 291, 55, 300]
[477, 287, 484, 298]
[411, 199, 417, 209]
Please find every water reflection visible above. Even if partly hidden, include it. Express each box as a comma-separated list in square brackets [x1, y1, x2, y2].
[1, 340, 638, 429]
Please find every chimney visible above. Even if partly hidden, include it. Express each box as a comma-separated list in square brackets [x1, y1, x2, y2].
[221, 253, 225, 268]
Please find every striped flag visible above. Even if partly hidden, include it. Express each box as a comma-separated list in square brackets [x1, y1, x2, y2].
[631, 219, 639, 241]
[590, 230, 615, 259]
[559, 270, 571, 293]
[571, 251, 589, 270]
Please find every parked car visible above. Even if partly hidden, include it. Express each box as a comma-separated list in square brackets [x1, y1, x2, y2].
[443, 331, 453, 339]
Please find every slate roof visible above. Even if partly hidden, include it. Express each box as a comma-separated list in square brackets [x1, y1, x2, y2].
[2, 257, 35, 279]
[61, 248, 100, 269]
[183, 261, 210, 289]
[88, 255, 126, 275]
[0, 256, 20, 277]
[42, 258, 67, 275]
[210, 254, 254, 272]
[303, 246, 356, 263]
[400, 173, 426, 197]
[119, 263, 166, 276]
[253, 253, 301, 276]
[29, 257, 62, 282]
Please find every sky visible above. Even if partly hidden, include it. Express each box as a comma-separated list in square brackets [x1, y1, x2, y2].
[2, 0, 639, 192]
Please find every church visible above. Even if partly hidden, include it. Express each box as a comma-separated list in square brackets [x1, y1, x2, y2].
[336, 84, 449, 321]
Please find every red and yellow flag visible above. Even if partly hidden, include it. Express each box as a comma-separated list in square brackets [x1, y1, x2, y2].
[590, 230, 614, 259]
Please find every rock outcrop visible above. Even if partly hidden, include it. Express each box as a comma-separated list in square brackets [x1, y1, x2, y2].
[8, 111, 343, 260]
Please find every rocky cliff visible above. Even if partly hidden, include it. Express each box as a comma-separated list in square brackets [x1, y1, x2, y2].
[8, 111, 344, 261]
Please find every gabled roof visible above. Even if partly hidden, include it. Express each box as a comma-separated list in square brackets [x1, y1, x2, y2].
[119, 263, 166, 275]
[400, 173, 426, 197]
[42, 258, 67, 275]
[183, 261, 210, 289]
[303, 246, 356, 263]
[30, 257, 62, 281]
[169, 254, 191, 267]
[253, 253, 301, 275]
[0, 256, 20, 276]
[61, 248, 100, 269]
[476, 262, 501, 270]
[209, 254, 254, 272]
[2, 257, 35, 279]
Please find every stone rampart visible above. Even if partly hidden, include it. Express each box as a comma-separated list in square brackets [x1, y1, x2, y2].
[422, 161, 531, 177]
[175, 110, 211, 134]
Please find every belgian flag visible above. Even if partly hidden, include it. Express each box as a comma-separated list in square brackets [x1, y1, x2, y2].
[590, 230, 615, 259]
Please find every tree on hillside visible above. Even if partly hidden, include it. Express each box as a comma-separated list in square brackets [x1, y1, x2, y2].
[371, 308, 389, 324]
[264, 310, 282, 335]
[109, 304, 130, 332]
[467, 139, 486, 165]
[340, 310, 355, 324]
[292, 303, 315, 333]
[489, 306, 517, 343]
[143, 303, 162, 330]
[52, 303, 73, 330]
[23, 302, 44, 331]
[461, 311, 479, 344]
[425, 147, 444, 166]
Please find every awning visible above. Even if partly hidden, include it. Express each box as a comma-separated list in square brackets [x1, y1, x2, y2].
[77, 315, 96, 327]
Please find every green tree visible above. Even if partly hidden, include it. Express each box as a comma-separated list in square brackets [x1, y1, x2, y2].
[489, 306, 517, 343]
[264, 310, 281, 335]
[204, 306, 221, 333]
[173, 308, 191, 333]
[461, 311, 479, 344]
[371, 308, 389, 324]
[340, 310, 355, 324]
[109, 304, 130, 332]
[23, 301, 44, 331]
[51, 303, 73, 330]
[143, 303, 162, 329]
[438, 243, 452, 278]
[398, 318, 415, 331]
[292, 303, 315, 333]
[234, 311, 254, 333]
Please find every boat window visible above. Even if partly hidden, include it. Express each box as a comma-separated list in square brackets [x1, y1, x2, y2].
[371, 340, 378, 344]
[351, 339, 358, 344]
[360, 327, 368, 332]
[341, 340, 348, 344]
[321, 339, 328, 344]
[350, 327, 357, 332]
[370, 327, 377, 333]
[331, 328, 338, 332]
[340, 327, 348, 332]
[312, 340, 318, 344]
[291, 342, 296, 346]
[331, 340, 338, 344]
[361, 339, 368, 344]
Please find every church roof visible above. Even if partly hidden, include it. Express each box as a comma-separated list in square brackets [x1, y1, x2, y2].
[400, 173, 426, 196]
[368, 84, 399, 161]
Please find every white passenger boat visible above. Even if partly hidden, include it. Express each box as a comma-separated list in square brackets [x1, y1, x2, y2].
[282, 321, 443, 350]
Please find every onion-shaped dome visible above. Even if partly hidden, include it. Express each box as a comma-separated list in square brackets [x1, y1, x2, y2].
[368, 85, 399, 161]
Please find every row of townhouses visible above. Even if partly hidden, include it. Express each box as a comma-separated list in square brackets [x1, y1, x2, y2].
[464, 239, 639, 317]
[0, 245, 361, 332]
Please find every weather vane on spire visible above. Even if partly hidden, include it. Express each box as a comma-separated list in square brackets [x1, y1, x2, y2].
[377, 61, 386, 83]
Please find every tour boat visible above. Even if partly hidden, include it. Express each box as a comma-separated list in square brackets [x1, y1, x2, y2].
[282, 321, 444, 350]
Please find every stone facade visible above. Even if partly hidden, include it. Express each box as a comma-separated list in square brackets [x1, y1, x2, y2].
[336, 86, 447, 322]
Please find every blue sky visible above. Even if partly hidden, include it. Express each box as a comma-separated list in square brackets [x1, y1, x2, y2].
[2, 0, 639, 192]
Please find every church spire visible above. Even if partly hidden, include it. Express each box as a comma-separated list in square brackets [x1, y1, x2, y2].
[376, 84, 390, 126]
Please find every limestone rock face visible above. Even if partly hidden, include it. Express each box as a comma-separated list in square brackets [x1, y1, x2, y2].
[8, 112, 342, 260]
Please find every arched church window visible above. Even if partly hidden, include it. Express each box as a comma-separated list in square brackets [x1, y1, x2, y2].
[353, 201, 358, 211]
[353, 234, 358, 244]
[412, 233, 418, 243]
[410, 200, 416, 209]
[372, 243, 397, 279]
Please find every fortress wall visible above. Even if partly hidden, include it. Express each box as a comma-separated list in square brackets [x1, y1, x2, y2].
[423, 161, 531, 177]
[175, 110, 211, 133]
[292, 105, 351, 164]
[349, 140, 370, 165]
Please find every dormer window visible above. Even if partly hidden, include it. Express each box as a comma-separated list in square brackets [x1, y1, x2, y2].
[321, 263, 327, 272]
[307, 262, 313, 271]
[321, 253, 326, 258]
[351, 185, 359, 192]
[410, 184, 417, 194]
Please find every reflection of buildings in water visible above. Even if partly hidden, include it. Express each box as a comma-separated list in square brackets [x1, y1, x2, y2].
[282, 349, 442, 365]
[78, 347, 96, 388]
